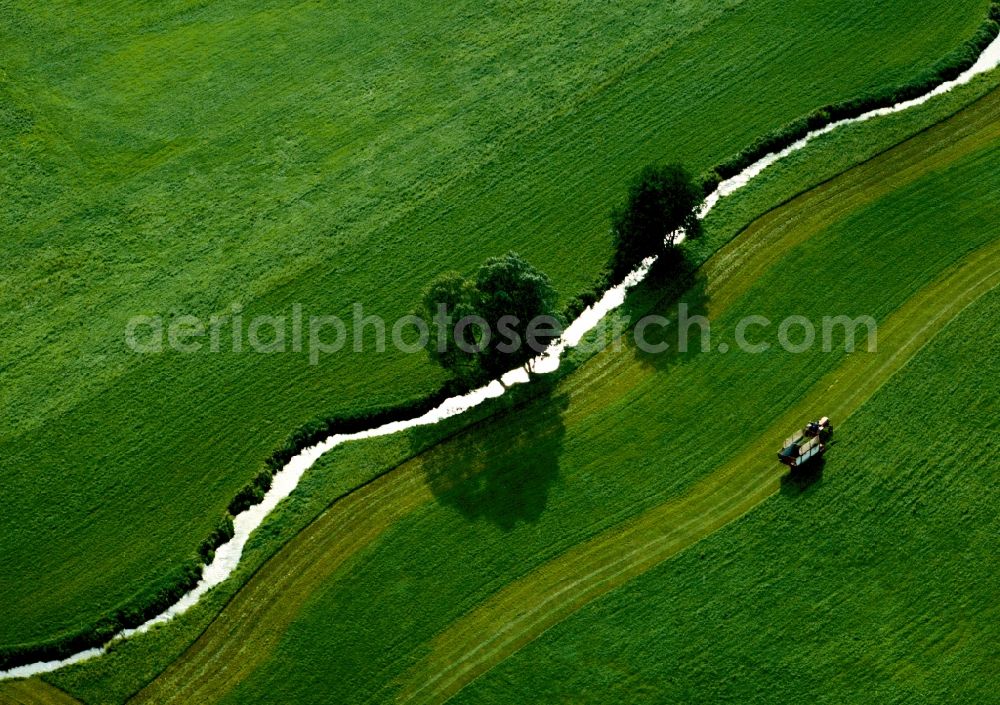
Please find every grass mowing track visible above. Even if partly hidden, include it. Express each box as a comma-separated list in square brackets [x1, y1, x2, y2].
[114, 86, 1000, 704]
[0, 679, 82, 705]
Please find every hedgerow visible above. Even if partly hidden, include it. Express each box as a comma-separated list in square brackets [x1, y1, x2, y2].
[0, 562, 202, 671]
[198, 515, 237, 563]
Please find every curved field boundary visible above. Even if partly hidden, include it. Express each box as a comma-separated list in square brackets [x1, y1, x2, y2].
[395, 237, 1000, 705]
[125, 391, 572, 703]
[701, 89, 1000, 316]
[125, 84, 1000, 704]
[125, 461, 436, 703]
[5, 20, 999, 686]
[0, 679, 82, 705]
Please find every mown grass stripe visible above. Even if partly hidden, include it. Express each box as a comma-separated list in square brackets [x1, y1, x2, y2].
[0, 679, 82, 705]
[127, 460, 435, 704]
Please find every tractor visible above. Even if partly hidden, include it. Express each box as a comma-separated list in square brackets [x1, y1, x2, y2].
[778, 417, 832, 467]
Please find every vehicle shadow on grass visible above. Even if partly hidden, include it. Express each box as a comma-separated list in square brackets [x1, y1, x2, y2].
[622, 250, 711, 374]
[779, 455, 826, 497]
[410, 381, 569, 531]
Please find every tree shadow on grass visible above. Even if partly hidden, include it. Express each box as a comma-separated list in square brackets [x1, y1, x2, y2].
[410, 380, 569, 531]
[779, 455, 825, 497]
[621, 249, 712, 374]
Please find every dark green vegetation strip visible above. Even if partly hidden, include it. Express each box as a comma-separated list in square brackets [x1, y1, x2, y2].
[453, 291, 1000, 705]
[2, 0, 991, 661]
[119, 86, 1000, 705]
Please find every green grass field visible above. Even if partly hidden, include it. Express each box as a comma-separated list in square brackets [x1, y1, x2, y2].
[2, 0, 990, 656]
[45, 76, 996, 705]
[451, 289, 1000, 705]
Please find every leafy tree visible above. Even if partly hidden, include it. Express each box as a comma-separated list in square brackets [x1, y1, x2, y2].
[475, 251, 560, 376]
[610, 163, 702, 279]
[422, 252, 560, 383]
[423, 271, 481, 385]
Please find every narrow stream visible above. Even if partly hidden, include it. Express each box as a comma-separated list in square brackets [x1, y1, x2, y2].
[3, 32, 999, 681]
